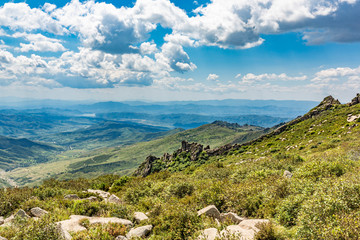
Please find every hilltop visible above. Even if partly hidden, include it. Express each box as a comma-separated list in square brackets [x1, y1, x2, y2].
[1, 95, 360, 239]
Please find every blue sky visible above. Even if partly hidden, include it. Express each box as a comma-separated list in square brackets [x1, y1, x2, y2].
[0, 0, 360, 102]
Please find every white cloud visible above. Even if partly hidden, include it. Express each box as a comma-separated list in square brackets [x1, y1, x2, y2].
[207, 73, 219, 81]
[0, 2, 65, 34]
[312, 66, 360, 83]
[140, 42, 157, 55]
[13, 33, 66, 52]
[240, 73, 307, 84]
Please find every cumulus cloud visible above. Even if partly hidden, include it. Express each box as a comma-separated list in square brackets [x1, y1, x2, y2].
[0, 2, 65, 34]
[240, 73, 307, 84]
[13, 33, 66, 52]
[207, 73, 219, 81]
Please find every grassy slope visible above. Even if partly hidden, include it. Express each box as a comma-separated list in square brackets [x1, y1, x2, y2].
[8, 123, 265, 186]
[2, 100, 360, 239]
[0, 136, 59, 171]
[37, 121, 177, 150]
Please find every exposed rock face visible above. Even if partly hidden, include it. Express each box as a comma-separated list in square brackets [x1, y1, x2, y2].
[115, 236, 128, 240]
[133, 212, 149, 223]
[283, 170, 293, 179]
[220, 212, 244, 224]
[106, 194, 122, 204]
[197, 205, 221, 220]
[126, 225, 153, 239]
[347, 114, 360, 122]
[14, 209, 30, 219]
[198, 228, 220, 240]
[87, 189, 110, 199]
[349, 93, 360, 106]
[84, 196, 98, 202]
[64, 194, 80, 200]
[30, 207, 48, 217]
[220, 219, 269, 240]
[134, 155, 158, 177]
[57, 215, 132, 233]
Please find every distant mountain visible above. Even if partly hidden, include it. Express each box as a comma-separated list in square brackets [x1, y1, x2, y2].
[0, 110, 104, 139]
[97, 112, 288, 128]
[38, 121, 182, 150]
[0, 135, 58, 171]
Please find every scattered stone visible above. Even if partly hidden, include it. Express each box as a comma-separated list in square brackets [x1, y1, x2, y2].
[14, 209, 30, 219]
[126, 225, 153, 239]
[220, 219, 270, 240]
[64, 194, 80, 200]
[0, 216, 4, 225]
[133, 212, 149, 223]
[220, 225, 252, 239]
[87, 189, 110, 198]
[107, 194, 122, 204]
[56, 223, 72, 240]
[197, 205, 221, 220]
[198, 228, 220, 240]
[220, 212, 244, 224]
[57, 215, 133, 233]
[84, 196, 98, 202]
[30, 207, 48, 218]
[0, 236, 8, 240]
[283, 170, 293, 178]
[115, 236, 128, 240]
[347, 114, 360, 122]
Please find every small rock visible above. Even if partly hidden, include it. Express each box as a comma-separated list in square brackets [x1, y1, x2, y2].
[56, 223, 72, 240]
[126, 225, 153, 239]
[57, 215, 133, 233]
[87, 189, 110, 198]
[198, 228, 219, 240]
[0, 236, 8, 240]
[84, 196, 98, 202]
[283, 170, 293, 178]
[220, 219, 270, 240]
[64, 194, 80, 200]
[220, 212, 244, 224]
[197, 205, 221, 220]
[14, 209, 30, 219]
[0, 216, 4, 225]
[30, 207, 48, 217]
[347, 115, 360, 122]
[115, 236, 128, 240]
[107, 194, 121, 204]
[133, 212, 149, 223]
[239, 219, 269, 230]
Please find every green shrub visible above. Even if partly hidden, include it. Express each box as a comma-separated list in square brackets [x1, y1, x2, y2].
[169, 182, 194, 198]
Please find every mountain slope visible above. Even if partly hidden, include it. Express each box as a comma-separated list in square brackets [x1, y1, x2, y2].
[0, 135, 58, 171]
[8, 121, 267, 185]
[37, 121, 180, 150]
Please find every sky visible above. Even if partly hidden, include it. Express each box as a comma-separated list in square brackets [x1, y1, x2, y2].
[0, 0, 360, 102]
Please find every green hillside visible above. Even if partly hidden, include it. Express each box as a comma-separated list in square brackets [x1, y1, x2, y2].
[7, 121, 266, 186]
[37, 121, 179, 150]
[0, 136, 59, 171]
[1, 96, 360, 239]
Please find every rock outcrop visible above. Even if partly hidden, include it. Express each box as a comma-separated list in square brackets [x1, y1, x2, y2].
[198, 228, 220, 240]
[126, 225, 153, 239]
[57, 215, 133, 233]
[349, 93, 360, 106]
[220, 212, 244, 224]
[14, 209, 30, 219]
[220, 219, 270, 240]
[30, 207, 48, 218]
[197, 205, 221, 220]
[87, 189, 110, 199]
[133, 212, 149, 223]
[106, 194, 122, 204]
[64, 194, 80, 200]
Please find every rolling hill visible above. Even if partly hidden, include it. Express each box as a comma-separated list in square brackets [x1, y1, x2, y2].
[0, 135, 58, 171]
[1, 95, 360, 239]
[37, 121, 181, 150]
[7, 121, 268, 186]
